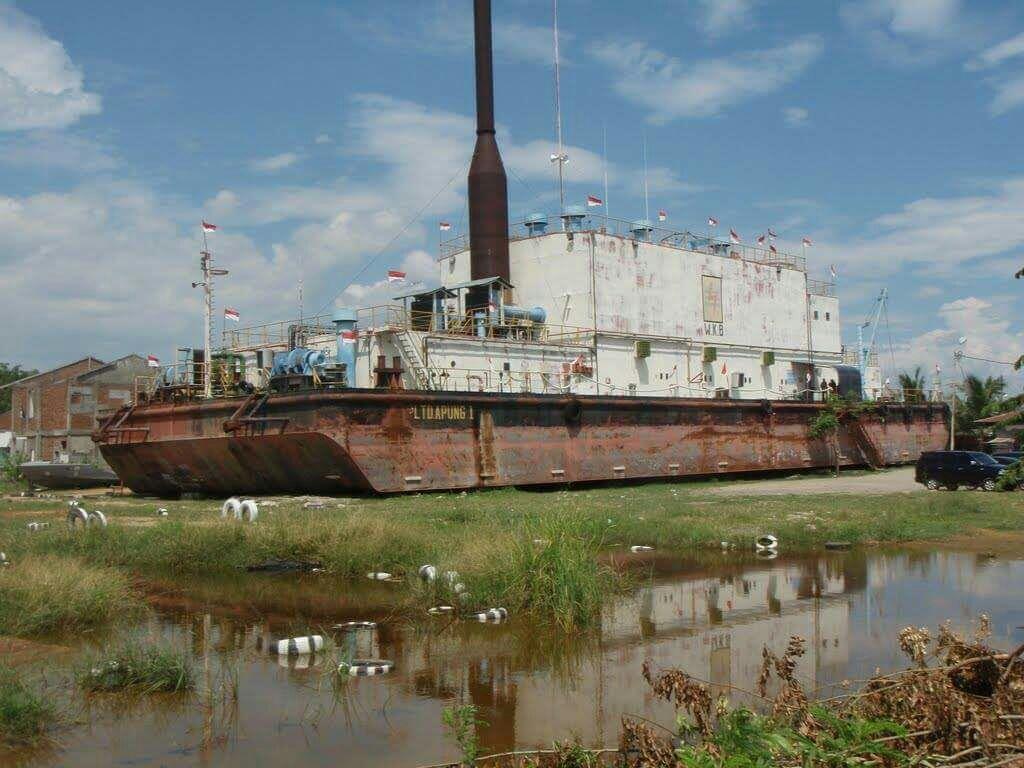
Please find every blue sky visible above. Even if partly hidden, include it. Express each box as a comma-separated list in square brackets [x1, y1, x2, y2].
[0, 0, 1022, 387]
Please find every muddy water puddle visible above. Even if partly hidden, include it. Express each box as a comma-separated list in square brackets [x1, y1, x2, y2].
[7, 549, 1024, 767]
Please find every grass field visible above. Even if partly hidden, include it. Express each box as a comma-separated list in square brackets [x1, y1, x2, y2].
[1, 476, 1022, 629]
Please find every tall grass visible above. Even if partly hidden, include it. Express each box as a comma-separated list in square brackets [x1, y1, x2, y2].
[0, 665, 55, 746]
[0, 555, 142, 637]
[77, 642, 194, 694]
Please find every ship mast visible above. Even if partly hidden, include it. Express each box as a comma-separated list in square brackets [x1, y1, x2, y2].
[552, 0, 567, 226]
[194, 225, 228, 398]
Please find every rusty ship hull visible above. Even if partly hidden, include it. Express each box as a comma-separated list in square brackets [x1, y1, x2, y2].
[95, 390, 949, 497]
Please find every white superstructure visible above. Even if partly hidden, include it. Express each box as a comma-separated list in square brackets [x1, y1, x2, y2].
[343, 217, 843, 400]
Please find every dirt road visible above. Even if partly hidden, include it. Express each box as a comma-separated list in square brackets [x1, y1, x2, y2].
[711, 466, 922, 496]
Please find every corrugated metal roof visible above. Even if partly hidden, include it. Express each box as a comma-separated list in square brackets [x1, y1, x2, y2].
[392, 276, 513, 301]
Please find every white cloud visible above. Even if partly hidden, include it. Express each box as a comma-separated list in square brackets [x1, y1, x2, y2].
[988, 73, 1024, 115]
[815, 177, 1024, 281]
[840, 0, 990, 66]
[966, 31, 1024, 71]
[891, 296, 1024, 381]
[250, 152, 301, 173]
[0, 3, 101, 131]
[697, 0, 757, 37]
[783, 106, 809, 125]
[588, 35, 823, 123]
[314, 133, 332, 144]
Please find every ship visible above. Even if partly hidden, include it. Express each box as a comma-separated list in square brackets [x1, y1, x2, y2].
[93, 0, 949, 497]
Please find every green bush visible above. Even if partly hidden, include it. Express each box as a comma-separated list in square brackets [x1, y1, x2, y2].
[996, 460, 1024, 491]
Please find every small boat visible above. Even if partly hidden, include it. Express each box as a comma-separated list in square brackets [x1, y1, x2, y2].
[19, 461, 119, 490]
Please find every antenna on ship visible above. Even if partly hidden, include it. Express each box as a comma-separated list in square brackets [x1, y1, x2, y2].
[551, 0, 568, 228]
[193, 221, 228, 399]
[602, 121, 610, 231]
[642, 131, 650, 224]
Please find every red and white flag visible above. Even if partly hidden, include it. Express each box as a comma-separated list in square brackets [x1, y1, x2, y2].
[658, 210, 667, 222]
[146, 355, 160, 368]
[729, 229, 741, 244]
[387, 269, 406, 283]
[224, 307, 240, 322]
[769, 244, 778, 254]
[439, 221, 451, 232]
[802, 237, 813, 247]
[341, 330, 358, 345]
[721, 362, 728, 375]
[757, 234, 766, 245]
[829, 264, 837, 279]
[767, 228, 777, 240]
[202, 221, 217, 233]
[586, 195, 603, 207]
[708, 217, 718, 227]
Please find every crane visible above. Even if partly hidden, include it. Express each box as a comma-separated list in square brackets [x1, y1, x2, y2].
[857, 288, 887, 399]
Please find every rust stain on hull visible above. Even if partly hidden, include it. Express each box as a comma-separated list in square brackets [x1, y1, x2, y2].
[95, 390, 950, 497]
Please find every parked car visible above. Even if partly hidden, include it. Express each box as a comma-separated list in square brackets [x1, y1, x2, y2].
[915, 451, 1005, 491]
[991, 454, 1020, 466]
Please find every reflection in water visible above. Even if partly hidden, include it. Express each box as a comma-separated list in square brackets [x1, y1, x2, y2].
[9, 549, 1024, 768]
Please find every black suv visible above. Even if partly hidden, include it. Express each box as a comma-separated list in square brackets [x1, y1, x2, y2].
[915, 451, 1005, 491]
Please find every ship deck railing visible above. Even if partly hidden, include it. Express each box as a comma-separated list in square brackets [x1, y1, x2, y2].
[221, 315, 336, 353]
[439, 214, 817, 276]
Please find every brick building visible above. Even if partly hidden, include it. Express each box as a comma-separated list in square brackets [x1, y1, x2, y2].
[2, 355, 152, 465]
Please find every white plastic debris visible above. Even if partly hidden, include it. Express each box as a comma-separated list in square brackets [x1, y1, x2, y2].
[240, 499, 259, 523]
[67, 505, 89, 528]
[629, 545, 654, 553]
[157, 508, 169, 517]
[88, 510, 107, 528]
[366, 572, 393, 581]
[0, 552, 8, 567]
[339, 659, 394, 676]
[26, 521, 51, 531]
[471, 607, 508, 623]
[333, 621, 377, 631]
[755, 534, 779, 552]
[418, 564, 438, 582]
[221, 497, 242, 519]
[427, 605, 455, 615]
[270, 635, 324, 656]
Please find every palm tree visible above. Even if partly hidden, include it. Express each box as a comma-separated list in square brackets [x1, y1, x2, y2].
[898, 367, 925, 403]
[955, 374, 1007, 432]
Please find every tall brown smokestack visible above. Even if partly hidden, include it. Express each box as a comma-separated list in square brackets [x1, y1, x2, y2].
[468, 0, 510, 282]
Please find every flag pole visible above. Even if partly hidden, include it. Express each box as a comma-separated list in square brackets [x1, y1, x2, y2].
[552, 0, 566, 226]
[602, 121, 609, 232]
[642, 130, 649, 224]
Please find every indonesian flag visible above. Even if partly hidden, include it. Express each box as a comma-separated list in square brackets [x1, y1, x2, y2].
[767, 228, 777, 240]
[721, 362, 728, 375]
[729, 229, 741, 244]
[146, 355, 160, 368]
[757, 234, 766, 245]
[658, 210, 667, 222]
[224, 307, 240, 322]
[202, 221, 217, 233]
[829, 264, 837, 279]
[708, 217, 718, 227]
[802, 237, 813, 247]
[586, 195, 603, 207]
[439, 221, 451, 231]
[769, 244, 778, 254]
[387, 269, 406, 283]
[341, 330, 358, 344]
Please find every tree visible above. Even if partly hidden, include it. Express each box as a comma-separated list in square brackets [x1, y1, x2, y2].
[955, 374, 1007, 433]
[0, 363, 38, 414]
[898, 367, 925, 403]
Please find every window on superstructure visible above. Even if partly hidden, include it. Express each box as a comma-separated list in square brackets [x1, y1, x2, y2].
[813, 310, 819, 320]
[825, 312, 831, 321]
